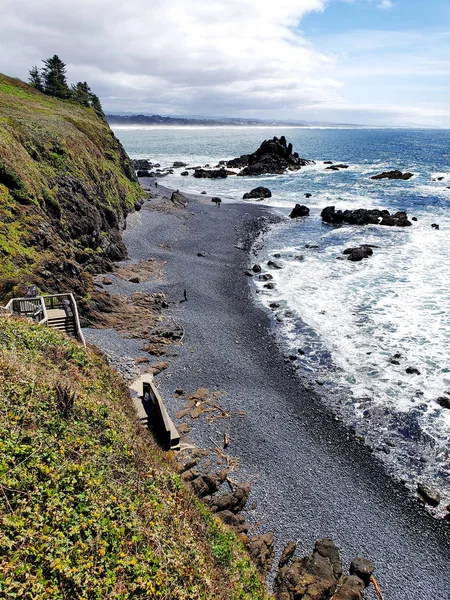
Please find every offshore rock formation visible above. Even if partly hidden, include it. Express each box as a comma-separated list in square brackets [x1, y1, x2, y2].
[289, 204, 310, 218]
[371, 170, 414, 180]
[193, 167, 229, 178]
[321, 206, 412, 227]
[227, 136, 314, 176]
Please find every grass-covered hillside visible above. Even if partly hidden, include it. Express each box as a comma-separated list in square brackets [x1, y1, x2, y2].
[0, 74, 145, 300]
[0, 316, 267, 599]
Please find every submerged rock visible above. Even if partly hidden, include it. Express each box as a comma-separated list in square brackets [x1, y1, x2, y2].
[321, 206, 412, 227]
[227, 136, 314, 176]
[289, 204, 310, 218]
[243, 186, 272, 199]
[436, 396, 450, 409]
[371, 170, 414, 180]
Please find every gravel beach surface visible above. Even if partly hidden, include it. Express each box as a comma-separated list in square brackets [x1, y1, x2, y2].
[84, 181, 450, 599]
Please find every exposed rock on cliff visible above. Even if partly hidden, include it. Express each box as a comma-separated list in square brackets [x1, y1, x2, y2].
[227, 136, 314, 176]
[0, 73, 145, 300]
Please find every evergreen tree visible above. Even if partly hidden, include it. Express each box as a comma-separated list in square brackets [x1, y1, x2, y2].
[89, 93, 105, 119]
[28, 66, 44, 92]
[42, 55, 70, 99]
[71, 81, 91, 107]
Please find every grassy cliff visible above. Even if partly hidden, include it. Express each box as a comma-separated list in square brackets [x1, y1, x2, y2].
[0, 74, 145, 300]
[0, 317, 267, 599]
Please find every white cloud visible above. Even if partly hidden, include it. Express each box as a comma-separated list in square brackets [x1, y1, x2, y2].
[0, 0, 343, 116]
[378, 0, 393, 8]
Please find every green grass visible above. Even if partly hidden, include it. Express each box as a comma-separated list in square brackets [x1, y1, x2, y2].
[0, 317, 269, 600]
[0, 73, 145, 299]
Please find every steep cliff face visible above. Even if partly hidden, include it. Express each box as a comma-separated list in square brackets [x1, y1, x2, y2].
[0, 73, 145, 299]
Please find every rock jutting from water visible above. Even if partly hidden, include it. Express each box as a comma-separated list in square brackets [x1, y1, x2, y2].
[193, 167, 229, 178]
[226, 136, 314, 176]
[243, 186, 272, 199]
[371, 170, 414, 180]
[289, 204, 310, 218]
[321, 206, 412, 227]
[343, 245, 374, 262]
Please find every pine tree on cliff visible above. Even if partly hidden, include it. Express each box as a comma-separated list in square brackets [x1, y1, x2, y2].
[89, 93, 105, 119]
[28, 66, 44, 92]
[42, 55, 70, 99]
[71, 81, 92, 107]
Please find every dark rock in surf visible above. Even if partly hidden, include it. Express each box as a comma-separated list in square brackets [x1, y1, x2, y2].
[371, 170, 414, 180]
[252, 264, 262, 273]
[436, 396, 450, 409]
[267, 260, 283, 269]
[193, 168, 228, 179]
[406, 366, 421, 375]
[173, 161, 187, 168]
[227, 136, 314, 176]
[243, 186, 272, 199]
[321, 206, 412, 227]
[304, 193, 312, 198]
[289, 204, 310, 218]
[181, 171, 189, 176]
[431, 223, 440, 230]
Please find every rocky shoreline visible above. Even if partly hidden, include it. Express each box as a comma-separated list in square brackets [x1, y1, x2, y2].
[83, 179, 450, 599]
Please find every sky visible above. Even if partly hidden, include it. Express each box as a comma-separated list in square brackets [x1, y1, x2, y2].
[1, 0, 450, 126]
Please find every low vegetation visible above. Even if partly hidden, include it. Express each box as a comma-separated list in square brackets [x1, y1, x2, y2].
[0, 72, 145, 300]
[0, 316, 268, 599]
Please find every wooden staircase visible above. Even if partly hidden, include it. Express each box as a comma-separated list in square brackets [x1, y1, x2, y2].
[1, 293, 86, 346]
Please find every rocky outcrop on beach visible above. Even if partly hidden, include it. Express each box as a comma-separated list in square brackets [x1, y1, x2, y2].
[193, 167, 229, 178]
[243, 186, 272, 199]
[274, 539, 375, 600]
[321, 206, 412, 227]
[371, 170, 414, 180]
[133, 158, 153, 170]
[227, 136, 314, 176]
[289, 204, 310, 218]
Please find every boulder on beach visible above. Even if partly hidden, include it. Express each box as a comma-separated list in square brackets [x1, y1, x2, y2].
[170, 190, 187, 207]
[136, 169, 152, 177]
[226, 136, 314, 176]
[321, 206, 412, 227]
[371, 170, 414, 180]
[181, 171, 189, 176]
[193, 168, 228, 179]
[274, 539, 374, 600]
[243, 186, 272, 199]
[289, 204, 310, 218]
[173, 161, 187, 168]
[417, 482, 440, 507]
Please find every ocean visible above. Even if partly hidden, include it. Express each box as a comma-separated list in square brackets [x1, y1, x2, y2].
[113, 125, 450, 508]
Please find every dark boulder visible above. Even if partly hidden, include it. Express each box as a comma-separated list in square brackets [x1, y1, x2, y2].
[170, 190, 187, 207]
[431, 223, 440, 230]
[133, 159, 152, 170]
[436, 396, 450, 409]
[304, 193, 312, 198]
[289, 204, 310, 218]
[406, 366, 420, 375]
[349, 557, 374, 586]
[252, 264, 262, 273]
[324, 161, 333, 164]
[321, 206, 411, 227]
[136, 169, 152, 177]
[247, 533, 274, 576]
[371, 170, 414, 180]
[243, 186, 272, 199]
[267, 260, 283, 269]
[417, 482, 440, 507]
[343, 246, 373, 261]
[193, 168, 228, 179]
[181, 171, 189, 176]
[173, 161, 187, 168]
[226, 136, 313, 176]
